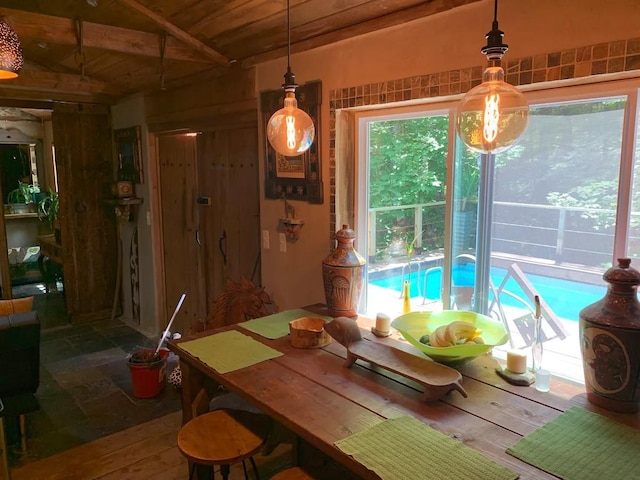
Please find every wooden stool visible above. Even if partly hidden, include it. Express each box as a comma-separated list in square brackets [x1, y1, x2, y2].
[178, 409, 270, 480]
[270, 466, 316, 479]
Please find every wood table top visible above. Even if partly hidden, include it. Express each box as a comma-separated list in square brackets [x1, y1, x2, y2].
[168, 306, 639, 479]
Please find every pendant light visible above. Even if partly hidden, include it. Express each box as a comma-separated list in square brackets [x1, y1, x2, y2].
[456, 0, 528, 154]
[266, 0, 315, 157]
[0, 18, 23, 79]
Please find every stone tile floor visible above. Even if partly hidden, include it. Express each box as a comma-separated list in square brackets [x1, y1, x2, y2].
[5, 286, 182, 469]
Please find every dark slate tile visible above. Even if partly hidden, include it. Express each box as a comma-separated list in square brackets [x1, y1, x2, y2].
[44, 347, 128, 375]
[39, 338, 81, 364]
[64, 330, 118, 355]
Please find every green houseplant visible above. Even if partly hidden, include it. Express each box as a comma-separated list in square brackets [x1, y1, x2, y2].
[38, 190, 60, 241]
[7, 181, 39, 214]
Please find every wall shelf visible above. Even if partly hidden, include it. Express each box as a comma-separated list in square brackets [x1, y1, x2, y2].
[4, 213, 39, 220]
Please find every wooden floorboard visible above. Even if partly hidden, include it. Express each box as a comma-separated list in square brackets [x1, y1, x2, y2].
[11, 411, 294, 480]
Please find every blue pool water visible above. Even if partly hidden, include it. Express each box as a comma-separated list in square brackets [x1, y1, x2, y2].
[370, 265, 607, 322]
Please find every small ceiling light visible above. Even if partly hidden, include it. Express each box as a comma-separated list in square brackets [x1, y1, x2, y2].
[266, 0, 315, 157]
[456, 0, 529, 154]
[0, 18, 23, 79]
[86, 0, 99, 6]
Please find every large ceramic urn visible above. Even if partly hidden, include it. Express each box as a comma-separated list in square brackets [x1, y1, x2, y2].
[322, 224, 366, 317]
[579, 258, 640, 413]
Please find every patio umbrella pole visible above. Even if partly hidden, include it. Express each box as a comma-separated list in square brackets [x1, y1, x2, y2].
[474, 152, 495, 315]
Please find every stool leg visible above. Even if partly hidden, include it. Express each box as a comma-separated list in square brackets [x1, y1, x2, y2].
[194, 464, 213, 480]
[249, 457, 260, 480]
[241, 459, 249, 479]
[221, 464, 230, 480]
[0, 418, 11, 480]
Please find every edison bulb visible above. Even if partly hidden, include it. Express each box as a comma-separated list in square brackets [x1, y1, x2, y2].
[267, 91, 315, 156]
[456, 66, 529, 154]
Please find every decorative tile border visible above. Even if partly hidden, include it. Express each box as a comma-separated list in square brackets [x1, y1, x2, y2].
[327, 36, 640, 243]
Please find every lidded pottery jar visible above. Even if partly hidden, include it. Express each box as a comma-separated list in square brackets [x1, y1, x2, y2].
[579, 258, 640, 413]
[322, 224, 366, 317]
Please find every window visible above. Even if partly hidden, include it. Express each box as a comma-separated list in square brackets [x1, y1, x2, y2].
[353, 81, 640, 383]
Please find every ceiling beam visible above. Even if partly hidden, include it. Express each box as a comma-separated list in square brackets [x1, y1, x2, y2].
[0, 70, 119, 102]
[117, 0, 230, 66]
[0, 7, 215, 64]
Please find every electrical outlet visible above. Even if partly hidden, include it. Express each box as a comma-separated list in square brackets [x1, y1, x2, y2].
[279, 232, 286, 253]
[262, 230, 270, 249]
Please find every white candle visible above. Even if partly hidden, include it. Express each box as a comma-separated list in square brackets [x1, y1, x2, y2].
[375, 313, 391, 334]
[507, 350, 527, 374]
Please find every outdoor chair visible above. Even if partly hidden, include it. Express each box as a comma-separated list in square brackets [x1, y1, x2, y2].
[489, 263, 569, 349]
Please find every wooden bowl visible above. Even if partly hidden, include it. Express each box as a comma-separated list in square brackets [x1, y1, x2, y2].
[289, 317, 332, 349]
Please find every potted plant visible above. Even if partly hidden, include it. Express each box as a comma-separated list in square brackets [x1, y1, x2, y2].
[7, 181, 39, 214]
[38, 189, 61, 242]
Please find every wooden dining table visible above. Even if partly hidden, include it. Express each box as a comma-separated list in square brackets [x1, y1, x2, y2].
[168, 305, 640, 479]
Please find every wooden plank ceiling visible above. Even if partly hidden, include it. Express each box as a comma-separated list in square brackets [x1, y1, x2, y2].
[0, 0, 482, 105]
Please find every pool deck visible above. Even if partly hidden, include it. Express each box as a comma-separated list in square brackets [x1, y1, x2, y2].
[366, 284, 585, 384]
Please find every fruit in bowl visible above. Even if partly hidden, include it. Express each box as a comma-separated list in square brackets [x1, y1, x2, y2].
[391, 310, 509, 363]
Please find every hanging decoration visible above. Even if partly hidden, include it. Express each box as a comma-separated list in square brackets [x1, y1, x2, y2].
[0, 18, 23, 79]
[456, 0, 529, 154]
[266, 0, 315, 156]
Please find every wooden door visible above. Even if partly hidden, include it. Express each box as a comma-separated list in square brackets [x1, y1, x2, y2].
[197, 127, 261, 304]
[52, 104, 117, 323]
[157, 134, 205, 334]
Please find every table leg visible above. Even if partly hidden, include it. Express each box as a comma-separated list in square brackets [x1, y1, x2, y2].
[0, 417, 11, 480]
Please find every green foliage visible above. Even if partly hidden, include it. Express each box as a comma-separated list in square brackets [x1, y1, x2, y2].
[7, 181, 38, 204]
[38, 189, 59, 228]
[369, 116, 449, 257]
[369, 116, 448, 208]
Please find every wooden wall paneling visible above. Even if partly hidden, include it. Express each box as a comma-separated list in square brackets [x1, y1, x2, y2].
[52, 105, 117, 323]
[196, 125, 260, 308]
[157, 134, 203, 334]
[195, 131, 220, 309]
[227, 126, 261, 284]
[145, 65, 256, 126]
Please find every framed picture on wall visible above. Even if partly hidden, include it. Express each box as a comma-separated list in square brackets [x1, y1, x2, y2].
[114, 126, 143, 184]
[260, 80, 322, 204]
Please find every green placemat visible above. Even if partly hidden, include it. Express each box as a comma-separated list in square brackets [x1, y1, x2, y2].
[238, 308, 332, 339]
[335, 415, 518, 480]
[507, 407, 640, 480]
[179, 330, 283, 374]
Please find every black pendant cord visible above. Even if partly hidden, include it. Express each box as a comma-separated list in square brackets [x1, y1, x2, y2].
[481, 0, 508, 62]
[283, 0, 297, 88]
[287, 0, 291, 72]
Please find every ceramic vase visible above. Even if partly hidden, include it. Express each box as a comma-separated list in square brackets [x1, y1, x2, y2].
[579, 258, 640, 413]
[322, 224, 366, 317]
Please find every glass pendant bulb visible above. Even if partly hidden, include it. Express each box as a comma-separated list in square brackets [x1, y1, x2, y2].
[266, 0, 315, 157]
[456, 66, 528, 154]
[267, 89, 315, 156]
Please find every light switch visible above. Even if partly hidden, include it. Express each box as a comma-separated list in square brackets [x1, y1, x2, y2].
[262, 229, 270, 249]
[146, 210, 151, 226]
[279, 232, 286, 253]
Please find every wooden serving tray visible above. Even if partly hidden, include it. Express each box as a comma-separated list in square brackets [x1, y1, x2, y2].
[325, 317, 468, 401]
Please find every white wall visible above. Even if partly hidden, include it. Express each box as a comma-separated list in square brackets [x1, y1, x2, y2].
[255, 0, 640, 310]
[111, 95, 158, 336]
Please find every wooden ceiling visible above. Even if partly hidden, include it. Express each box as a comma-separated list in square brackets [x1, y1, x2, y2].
[0, 0, 481, 105]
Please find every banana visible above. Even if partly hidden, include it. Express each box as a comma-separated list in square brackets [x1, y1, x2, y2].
[430, 325, 450, 347]
[427, 321, 483, 347]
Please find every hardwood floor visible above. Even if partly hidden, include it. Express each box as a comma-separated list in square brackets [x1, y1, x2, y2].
[11, 411, 293, 480]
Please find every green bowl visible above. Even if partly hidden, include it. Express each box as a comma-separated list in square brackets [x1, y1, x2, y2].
[391, 311, 509, 363]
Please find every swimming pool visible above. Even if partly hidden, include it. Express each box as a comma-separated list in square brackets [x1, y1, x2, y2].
[370, 265, 606, 321]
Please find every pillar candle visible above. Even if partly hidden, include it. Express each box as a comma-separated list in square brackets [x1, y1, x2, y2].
[506, 350, 527, 374]
[375, 313, 391, 333]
